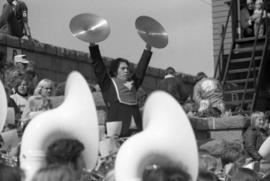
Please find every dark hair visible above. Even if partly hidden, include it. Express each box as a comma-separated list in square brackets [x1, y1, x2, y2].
[46, 139, 84, 169]
[196, 72, 207, 81]
[230, 167, 259, 181]
[220, 146, 243, 166]
[142, 165, 191, 181]
[261, 174, 270, 181]
[109, 58, 130, 77]
[0, 163, 23, 181]
[197, 170, 220, 181]
[32, 164, 75, 181]
[165, 67, 176, 76]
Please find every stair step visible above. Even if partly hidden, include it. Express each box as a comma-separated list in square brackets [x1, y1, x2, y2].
[233, 46, 264, 54]
[235, 36, 266, 44]
[232, 110, 252, 115]
[228, 67, 260, 73]
[230, 56, 261, 63]
[226, 99, 253, 105]
[224, 88, 255, 94]
[226, 78, 256, 84]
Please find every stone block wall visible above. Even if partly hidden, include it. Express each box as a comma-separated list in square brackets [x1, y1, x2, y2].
[0, 33, 197, 93]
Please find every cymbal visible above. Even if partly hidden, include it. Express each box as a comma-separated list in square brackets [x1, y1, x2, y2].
[135, 16, 168, 49]
[69, 13, 110, 43]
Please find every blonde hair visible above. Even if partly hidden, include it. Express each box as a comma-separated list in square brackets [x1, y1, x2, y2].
[250, 111, 265, 127]
[34, 79, 54, 96]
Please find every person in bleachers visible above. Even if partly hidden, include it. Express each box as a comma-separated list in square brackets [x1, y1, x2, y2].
[0, 0, 32, 40]
[142, 165, 191, 181]
[193, 72, 225, 117]
[89, 43, 152, 137]
[0, 163, 23, 181]
[219, 143, 246, 180]
[251, 0, 270, 37]
[45, 139, 86, 180]
[240, 0, 255, 37]
[229, 167, 259, 181]
[158, 67, 186, 105]
[243, 111, 268, 161]
[10, 76, 30, 117]
[21, 78, 54, 124]
[197, 170, 220, 181]
[32, 164, 76, 181]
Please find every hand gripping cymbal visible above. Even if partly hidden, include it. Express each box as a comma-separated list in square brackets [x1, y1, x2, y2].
[69, 13, 110, 43]
[135, 16, 168, 49]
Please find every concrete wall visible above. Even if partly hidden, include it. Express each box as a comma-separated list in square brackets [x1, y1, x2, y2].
[0, 33, 197, 94]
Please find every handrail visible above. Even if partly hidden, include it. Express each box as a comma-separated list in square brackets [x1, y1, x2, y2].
[214, 3, 232, 79]
[251, 0, 270, 111]
[240, 0, 268, 111]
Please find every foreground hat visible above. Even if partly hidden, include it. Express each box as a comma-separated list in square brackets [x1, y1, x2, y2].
[14, 54, 29, 64]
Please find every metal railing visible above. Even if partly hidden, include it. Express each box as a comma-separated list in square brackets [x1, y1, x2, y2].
[240, 0, 270, 111]
[214, 2, 232, 79]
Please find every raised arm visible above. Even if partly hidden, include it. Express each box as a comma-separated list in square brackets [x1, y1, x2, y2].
[132, 44, 153, 89]
[89, 43, 111, 91]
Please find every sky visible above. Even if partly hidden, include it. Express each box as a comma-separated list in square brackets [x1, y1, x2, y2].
[0, 0, 214, 76]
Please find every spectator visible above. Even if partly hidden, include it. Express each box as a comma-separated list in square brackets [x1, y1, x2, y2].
[32, 165, 76, 181]
[220, 144, 246, 179]
[10, 75, 30, 116]
[45, 139, 85, 180]
[0, 0, 31, 39]
[158, 67, 186, 104]
[240, 0, 255, 37]
[193, 72, 225, 116]
[251, 0, 270, 37]
[199, 152, 218, 173]
[142, 165, 191, 181]
[243, 111, 268, 161]
[197, 170, 220, 181]
[0, 163, 23, 181]
[21, 78, 54, 123]
[89, 43, 153, 137]
[13, 54, 29, 75]
[229, 167, 259, 181]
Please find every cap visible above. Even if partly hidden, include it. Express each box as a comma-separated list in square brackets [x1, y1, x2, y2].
[14, 54, 29, 64]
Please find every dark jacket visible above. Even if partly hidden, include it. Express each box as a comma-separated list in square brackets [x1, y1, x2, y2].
[158, 75, 186, 104]
[243, 127, 268, 161]
[89, 45, 152, 136]
[0, 1, 29, 38]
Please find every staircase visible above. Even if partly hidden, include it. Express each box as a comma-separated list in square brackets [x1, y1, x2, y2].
[213, 0, 270, 114]
[222, 35, 269, 114]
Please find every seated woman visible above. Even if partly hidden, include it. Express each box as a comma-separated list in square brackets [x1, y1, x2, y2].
[21, 79, 54, 124]
[10, 76, 31, 118]
[243, 111, 268, 161]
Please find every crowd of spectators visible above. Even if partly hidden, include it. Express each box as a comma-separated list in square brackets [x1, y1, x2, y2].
[1, 51, 270, 181]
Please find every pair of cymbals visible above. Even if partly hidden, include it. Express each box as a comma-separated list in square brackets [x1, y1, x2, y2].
[69, 13, 168, 48]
